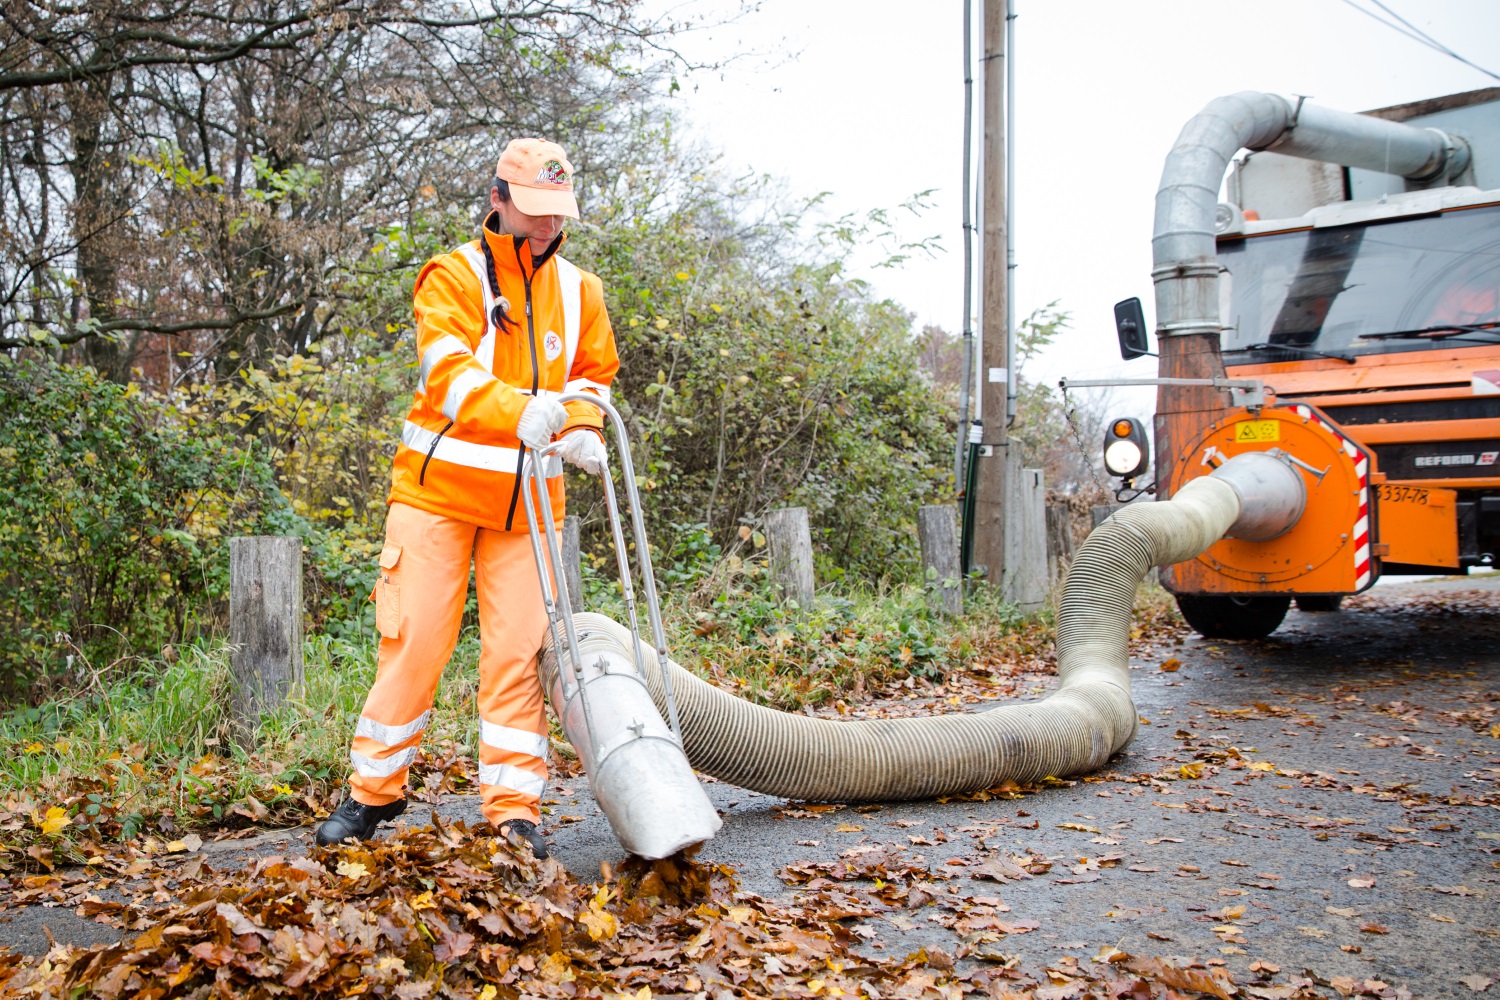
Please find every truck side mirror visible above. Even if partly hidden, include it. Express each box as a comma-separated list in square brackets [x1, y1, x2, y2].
[1114, 297, 1152, 360]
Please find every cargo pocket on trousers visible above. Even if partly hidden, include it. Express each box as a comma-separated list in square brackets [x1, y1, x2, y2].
[376, 543, 402, 639]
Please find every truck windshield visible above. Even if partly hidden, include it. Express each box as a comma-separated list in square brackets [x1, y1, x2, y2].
[1219, 202, 1500, 362]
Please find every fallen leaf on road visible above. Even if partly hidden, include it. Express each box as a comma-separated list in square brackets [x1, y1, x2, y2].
[1429, 913, 1456, 923]
[1058, 823, 1099, 834]
[335, 860, 369, 878]
[970, 856, 1036, 883]
[1326, 906, 1359, 918]
[1460, 974, 1493, 992]
[834, 823, 863, 833]
[1347, 877, 1376, 888]
[1431, 885, 1481, 896]
[1159, 659, 1181, 672]
[1124, 957, 1236, 1000]
[1298, 926, 1330, 938]
[777, 803, 845, 819]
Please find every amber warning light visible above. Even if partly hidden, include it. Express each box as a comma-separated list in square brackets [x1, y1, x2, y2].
[1103, 416, 1150, 481]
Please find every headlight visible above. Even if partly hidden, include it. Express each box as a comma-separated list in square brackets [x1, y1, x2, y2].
[1101, 416, 1150, 480]
[1104, 439, 1143, 477]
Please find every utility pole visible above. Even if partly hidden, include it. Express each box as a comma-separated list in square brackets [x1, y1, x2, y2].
[971, 0, 1008, 586]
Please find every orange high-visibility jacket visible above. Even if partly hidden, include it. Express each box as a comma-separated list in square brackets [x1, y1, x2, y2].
[388, 220, 619, 532]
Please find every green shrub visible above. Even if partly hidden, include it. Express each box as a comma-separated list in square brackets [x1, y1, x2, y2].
[562, 177, 954, 586]
[0, 357, 294, 694]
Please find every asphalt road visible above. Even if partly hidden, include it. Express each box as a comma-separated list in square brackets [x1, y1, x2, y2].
[7, 576, 1499, 997]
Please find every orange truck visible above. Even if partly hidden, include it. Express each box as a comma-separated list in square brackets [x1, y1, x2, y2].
[1098, 87, 1500, 638]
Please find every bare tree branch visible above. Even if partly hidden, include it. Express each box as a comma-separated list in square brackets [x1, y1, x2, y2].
[0, 300, 305, 348]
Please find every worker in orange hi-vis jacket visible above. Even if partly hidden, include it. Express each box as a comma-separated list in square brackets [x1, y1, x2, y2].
[315, 138, 618, 858]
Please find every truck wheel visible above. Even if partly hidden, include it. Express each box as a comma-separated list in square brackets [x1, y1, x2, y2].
[1294, 595, 1343, 613]
[1175, 594, 1291, 640]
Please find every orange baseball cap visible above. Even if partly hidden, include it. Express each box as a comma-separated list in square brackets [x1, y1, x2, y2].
[496, 138, 579, 220]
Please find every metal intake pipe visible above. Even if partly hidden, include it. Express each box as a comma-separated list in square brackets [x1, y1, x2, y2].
[556, 453, 1303, 805]
[1152, 91, 1469, 341]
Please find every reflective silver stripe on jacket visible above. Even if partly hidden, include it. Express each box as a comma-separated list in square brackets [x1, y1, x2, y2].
[455, 243, 500, 371]
[564, 377, 611, 400]
[402, 420, 562, 477]
[355, 710, 431, 748]
[442, 367, 492, 422]
[480, 720, 549, 759]
[555, 254, 582, 376]
[418, 335, 472, 393]
[478, 761, 546, 798]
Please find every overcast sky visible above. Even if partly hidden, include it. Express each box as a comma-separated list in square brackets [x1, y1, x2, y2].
[660, 0, 1500, 419]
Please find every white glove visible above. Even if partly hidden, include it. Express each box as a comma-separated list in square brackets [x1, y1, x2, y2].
[555, 429, 608, 475]
[515, 396, 567, 451]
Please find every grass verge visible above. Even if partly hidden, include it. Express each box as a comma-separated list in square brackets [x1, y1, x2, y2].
[0, 577, 1181, 868]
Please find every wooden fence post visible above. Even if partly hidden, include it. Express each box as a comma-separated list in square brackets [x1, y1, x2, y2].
[764, 507, 815, 609]
[229, 536, 304, 748]
[562, 514, 583, 613]
[918, 505, 962, 615]
[1045, 502, 1074, 587]
[1001, 461, 1048, 613]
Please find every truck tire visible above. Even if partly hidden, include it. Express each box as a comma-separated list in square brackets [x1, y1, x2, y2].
[1294, 595, 1343, 613]
[1175, 594, 1291, 640]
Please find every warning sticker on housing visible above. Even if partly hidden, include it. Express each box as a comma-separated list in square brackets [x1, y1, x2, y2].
[1234, 420, 1280, 442]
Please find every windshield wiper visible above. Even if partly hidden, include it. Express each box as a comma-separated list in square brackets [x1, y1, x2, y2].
[1358, 321, 1500, 341]
[1239, 342, 1357, 364]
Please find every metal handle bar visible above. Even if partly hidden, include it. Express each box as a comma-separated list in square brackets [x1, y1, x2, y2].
[517, 393, 683, 751]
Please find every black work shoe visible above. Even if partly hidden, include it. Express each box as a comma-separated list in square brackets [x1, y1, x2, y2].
[315, 795, 407, 846]
[498, 818, 549, 859]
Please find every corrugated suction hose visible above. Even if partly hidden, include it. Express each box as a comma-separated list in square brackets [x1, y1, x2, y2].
[573, 474, 1245, 801]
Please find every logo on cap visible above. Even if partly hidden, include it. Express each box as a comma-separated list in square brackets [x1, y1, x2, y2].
[536, 160, 569, 186]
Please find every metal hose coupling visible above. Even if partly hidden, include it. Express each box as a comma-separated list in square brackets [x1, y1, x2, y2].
[1209, 449, 1307, 541]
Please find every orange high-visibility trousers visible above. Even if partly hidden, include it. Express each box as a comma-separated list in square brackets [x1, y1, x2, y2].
[347, 501, 553, 826]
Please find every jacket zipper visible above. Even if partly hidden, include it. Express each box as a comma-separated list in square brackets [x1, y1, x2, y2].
[504, 239, 544, 531]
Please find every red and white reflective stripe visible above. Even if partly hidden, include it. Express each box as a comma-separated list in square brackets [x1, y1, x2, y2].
[1295, 405, 1373, 589]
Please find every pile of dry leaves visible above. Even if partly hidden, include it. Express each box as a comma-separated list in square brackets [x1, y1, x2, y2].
[0, 814, 1365, 1000]
[1, 816, 956, 999]
[0, 811, 1398, 1000]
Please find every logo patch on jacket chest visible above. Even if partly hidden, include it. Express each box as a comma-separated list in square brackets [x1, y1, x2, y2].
[543, 330, 563, 361]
